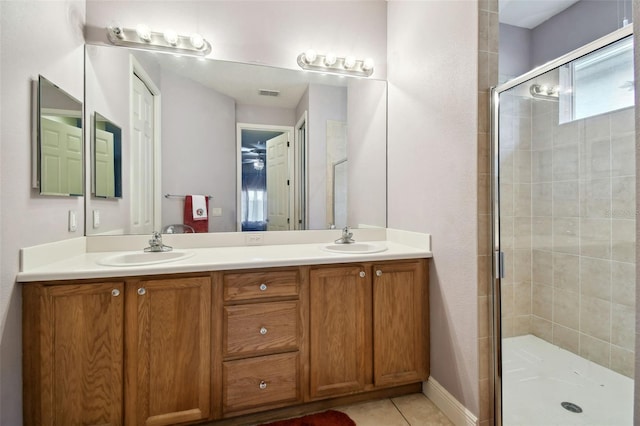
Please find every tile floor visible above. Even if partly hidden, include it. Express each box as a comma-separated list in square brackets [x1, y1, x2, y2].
[335, 393, 454, 426]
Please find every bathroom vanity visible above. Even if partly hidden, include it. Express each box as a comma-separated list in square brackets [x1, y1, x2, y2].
[19, 231, 431, 426]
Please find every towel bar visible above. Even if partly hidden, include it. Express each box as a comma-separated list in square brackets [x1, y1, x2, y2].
[164, 194, 213, 200]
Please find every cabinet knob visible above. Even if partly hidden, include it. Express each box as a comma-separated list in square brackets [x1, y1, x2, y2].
[359, 271, 366, 278]
[137, 288, 146, 296]
[259, 380, 267, 390]
[111, 289, 120, 297]
[259, 283, 268, 291]
[260, 327, 268, 335]
[376, 270, 382, 277]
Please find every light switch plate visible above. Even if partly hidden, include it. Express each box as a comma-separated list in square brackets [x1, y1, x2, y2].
[93, 210, 100, 228]
[210, 207, 222, 217]
[68, 210, 77, 232]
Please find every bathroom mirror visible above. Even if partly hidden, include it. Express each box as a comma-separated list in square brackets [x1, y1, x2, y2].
[93, 112, 122, 198]
[84, 44, 387, 235]
[35, 75, 83, 196]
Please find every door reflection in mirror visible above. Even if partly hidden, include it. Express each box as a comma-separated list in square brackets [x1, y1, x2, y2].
[93, 112, 122, 198]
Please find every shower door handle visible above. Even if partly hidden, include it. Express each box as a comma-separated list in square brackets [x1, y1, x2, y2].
[495, 251, 505, 279]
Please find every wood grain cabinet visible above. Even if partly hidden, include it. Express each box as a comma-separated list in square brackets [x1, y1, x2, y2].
[23, 275, 211, 426]
[309, 259, 429, 400]
[219, 268, 304, 417]
[125, 276, 211, 426]
[23, 282, 125, 426]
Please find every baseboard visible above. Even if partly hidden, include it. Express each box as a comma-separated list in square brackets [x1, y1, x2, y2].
[423, 378, 478, 426]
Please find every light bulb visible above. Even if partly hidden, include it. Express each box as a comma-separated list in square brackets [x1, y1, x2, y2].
[362, 57, 374, 71]
[163, 29, 178, 46]
[190, 33, 205, 49]
[324, 52, 337, 66]
[343, 56, 356, 69]
[136, 24, 152, 42]
[109, 24, 124, 39]
[304, 49, 317, 64]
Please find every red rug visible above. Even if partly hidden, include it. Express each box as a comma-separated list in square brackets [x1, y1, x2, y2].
[259, 410, 355, 426]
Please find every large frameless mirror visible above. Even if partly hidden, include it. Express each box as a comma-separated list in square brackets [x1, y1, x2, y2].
[35, 75, 83, 196]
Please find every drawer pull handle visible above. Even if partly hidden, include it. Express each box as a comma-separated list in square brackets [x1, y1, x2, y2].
[259, 380, 267, 390]
[359, 271, 366, 278]
[111, 289, 120, 297]
[137, 288, 146, 296]
[376, 270, 382, 277]
[260, 327, 268, 335]
[259, 283, 268, 291]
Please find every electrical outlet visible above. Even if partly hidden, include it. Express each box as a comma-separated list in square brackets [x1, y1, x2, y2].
[245, 233, 264, 245]
[68, 210, 77, 232]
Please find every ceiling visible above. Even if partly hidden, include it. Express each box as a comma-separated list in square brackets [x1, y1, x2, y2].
[499, 0, 581, 29]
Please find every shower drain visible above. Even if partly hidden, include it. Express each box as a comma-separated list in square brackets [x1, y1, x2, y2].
[561, 402, 583, 413]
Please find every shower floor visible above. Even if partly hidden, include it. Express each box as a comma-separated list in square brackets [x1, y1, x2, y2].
[502, 334, 634, 426]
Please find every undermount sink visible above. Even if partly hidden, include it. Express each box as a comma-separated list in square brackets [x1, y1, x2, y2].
[322, 242, 388, 254]
[97, 250, 195, 267]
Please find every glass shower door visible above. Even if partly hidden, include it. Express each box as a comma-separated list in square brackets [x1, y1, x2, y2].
[494, 32, 635, 425]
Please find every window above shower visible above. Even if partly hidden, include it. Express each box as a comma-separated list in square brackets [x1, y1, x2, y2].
[559, 36, 634, 124]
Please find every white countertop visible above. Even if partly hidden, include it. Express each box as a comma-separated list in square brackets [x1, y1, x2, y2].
[17, 229, 432, 282]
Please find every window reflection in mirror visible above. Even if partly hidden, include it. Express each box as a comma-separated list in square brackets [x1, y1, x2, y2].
[37, 75, 83, 196]
[93, 112, 122, 198]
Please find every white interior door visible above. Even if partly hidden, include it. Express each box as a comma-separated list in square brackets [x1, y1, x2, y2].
[40, 117, 82, 195]
[130, 74, 155, 234]
[266, 132, 291, 231]
[95, 128, 115, 197]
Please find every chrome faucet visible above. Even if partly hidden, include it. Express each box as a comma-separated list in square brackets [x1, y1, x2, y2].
[144, 231, 173, 252]
[335, 226, 355, 244]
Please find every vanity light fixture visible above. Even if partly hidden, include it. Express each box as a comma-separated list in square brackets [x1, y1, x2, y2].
[297, 50, 374, 77]
[106, 25, 212, 56]
[529, 83, 560, 101]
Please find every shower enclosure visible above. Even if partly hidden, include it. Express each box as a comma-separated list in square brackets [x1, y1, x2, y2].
[492, 26, 635, 425]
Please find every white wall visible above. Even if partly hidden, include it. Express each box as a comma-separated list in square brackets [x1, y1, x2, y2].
[85, 0, 388, 79]
[498, 23, 531, 82]
[236, 104, 296, 127]
[307, 84, 348, 229]
[0, 1, 86, 424]
[161, 68, 237, 232]
[387, 0, 480, 416]
[347, 78, 387, 228]
[85, 44, 131, 234]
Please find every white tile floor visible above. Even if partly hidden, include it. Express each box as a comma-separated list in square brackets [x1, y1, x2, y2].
[503, 335, 634, 425]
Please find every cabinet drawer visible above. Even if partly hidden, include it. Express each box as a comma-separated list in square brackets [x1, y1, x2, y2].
[224, 270, 299, 301]
[223, 352, 300, 414]
[224, 301, 299, 357]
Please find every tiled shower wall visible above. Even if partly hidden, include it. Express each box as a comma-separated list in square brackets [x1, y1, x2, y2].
[500, 89, 636, 378]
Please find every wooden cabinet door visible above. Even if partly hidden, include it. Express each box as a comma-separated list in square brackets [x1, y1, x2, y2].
[309, 265, 371, 399]
[23, 282, 124, 426]
[125, 276, 211, 426]
[373, 260, 429, 387]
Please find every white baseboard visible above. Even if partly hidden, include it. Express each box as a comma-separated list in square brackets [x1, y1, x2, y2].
[423, 378, 478, 426]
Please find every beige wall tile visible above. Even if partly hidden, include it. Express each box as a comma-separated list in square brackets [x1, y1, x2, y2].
[611, 345, 635, 378]
[513, 249, 532, 283]
[479, 337, 490, 381]
[531, 316, 553, 342]
[514, 218, 532, 250]
[580, 296, 611, 342]
[532, 183, 552, 217]
[553, 120, 584, 146]
[478, 132, 491, 175]
[553, 144, 580, 181]
[478, 214, 491, 256]
[513, 315, 531, 336]
[580, 178, 611, 218]
[478, 51, 489, 91]
[610, 106, 634, 136]
[612, 176, 636, 219]
[611, 303, 635, 351]
[580, 139, 610, 181]
[612, 261, 635, 307]
[479, 295, 490, 339]
[500, 149, 515, 183]
[580, 334, 611, 369]
[553, 181, 579, 217]
[478, 255, 491, 297]
[515, 150, 532, 184]
[532, 217, 553, 250]
[612, 219, 636, 263]
[584, 113, 610, 141]
[514, 184, 532, 217]
[553, 324, 579, 354]
[502, 317, 514, 338]
[532, 249, 552, 285]
[532, 284, 552, 320]
[478, 173, 491, 215]
[554, 289, 579, 330]
[532, 150, 552, 183]
[479, 377, 491, 421]
[611, 134, 635, 177]
[552, 253, 579, 293]
[553, 218, 580, 255]
[580, 218, 612, 259]
[580, 257, 611, 301]
[501, 284, 514, 319]
[514, 282, 532, 315]
[478, 10, 488, 52]
[488, 11, 499, 54]
[500, 183, 514, 216]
